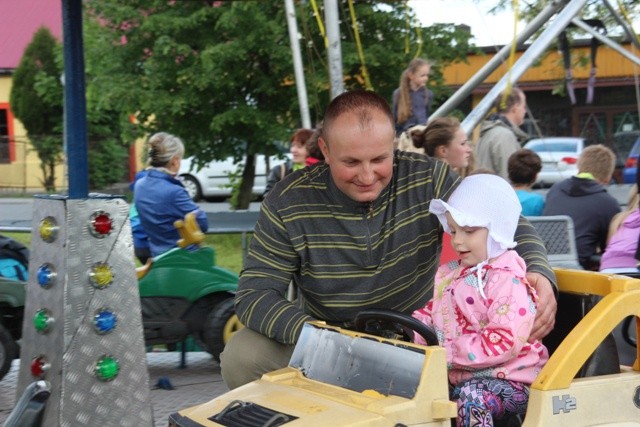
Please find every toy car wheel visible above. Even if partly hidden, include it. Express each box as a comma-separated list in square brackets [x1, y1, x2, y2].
[0, 323, 18, 380]
[201, 298, 242, 362]
[181, 175, 202, 202]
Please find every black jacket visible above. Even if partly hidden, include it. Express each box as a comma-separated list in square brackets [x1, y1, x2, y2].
[263, 159, 293, 197]
[543, 177, 620, 269]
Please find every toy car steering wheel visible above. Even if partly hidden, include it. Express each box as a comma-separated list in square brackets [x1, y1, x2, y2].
[354, 308, 439, 346]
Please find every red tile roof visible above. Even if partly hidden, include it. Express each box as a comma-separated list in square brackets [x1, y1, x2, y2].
[0, 0, 62, 69]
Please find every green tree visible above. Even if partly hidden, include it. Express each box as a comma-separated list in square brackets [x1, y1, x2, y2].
[10, 27, 64, 192]
[83, 1, 473, 208]
[10, 26, 128, 192]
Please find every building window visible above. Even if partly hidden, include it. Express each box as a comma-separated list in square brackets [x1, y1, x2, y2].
[0, 104, 15, 164]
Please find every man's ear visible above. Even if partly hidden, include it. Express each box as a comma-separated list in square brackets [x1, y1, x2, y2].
[319, 137, 330, 164]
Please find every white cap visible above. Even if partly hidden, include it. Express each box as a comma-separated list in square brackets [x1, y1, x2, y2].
[429, 174, 521, 260]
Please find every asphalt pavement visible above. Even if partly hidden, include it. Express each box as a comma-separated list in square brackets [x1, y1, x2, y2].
[0, 351, 228, 426]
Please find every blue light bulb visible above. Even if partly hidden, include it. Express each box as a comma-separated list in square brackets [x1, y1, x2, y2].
[37, 264, 55, 288]
[94, 309, 117, 334]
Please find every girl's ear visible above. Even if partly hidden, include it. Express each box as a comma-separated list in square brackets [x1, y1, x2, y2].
[436, 145, 447, 158]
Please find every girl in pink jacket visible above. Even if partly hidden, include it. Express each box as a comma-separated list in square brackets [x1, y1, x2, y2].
[413, 174, 549, 427]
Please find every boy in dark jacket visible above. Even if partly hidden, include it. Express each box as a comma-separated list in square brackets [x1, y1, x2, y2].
[543, 144, 620, 270]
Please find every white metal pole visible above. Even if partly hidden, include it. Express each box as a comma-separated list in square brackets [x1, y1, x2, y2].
[430, 0, 565, 121]
[461, 0, 589, 135]
[324, 0, 344, 99]
[284, 0, 311, 128]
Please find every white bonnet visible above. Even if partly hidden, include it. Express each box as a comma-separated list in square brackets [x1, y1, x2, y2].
[429, 174, 521, 259]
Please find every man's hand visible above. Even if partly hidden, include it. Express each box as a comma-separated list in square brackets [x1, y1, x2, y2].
[527, 271, 556, 341]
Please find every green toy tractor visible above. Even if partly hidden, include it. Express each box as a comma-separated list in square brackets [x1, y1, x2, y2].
[0, 277, 24, 380]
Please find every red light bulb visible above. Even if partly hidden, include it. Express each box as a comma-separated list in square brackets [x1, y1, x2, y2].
[90, 212, 113, 237]
[30, 356, 49, 378]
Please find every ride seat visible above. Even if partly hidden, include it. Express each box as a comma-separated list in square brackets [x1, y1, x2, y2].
[494, 291, 621, 427]
[543, 291, 620, 378]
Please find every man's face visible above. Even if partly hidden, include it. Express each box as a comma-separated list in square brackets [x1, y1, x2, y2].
[512, 92, 527, 126]
[319, 110, 395, 203]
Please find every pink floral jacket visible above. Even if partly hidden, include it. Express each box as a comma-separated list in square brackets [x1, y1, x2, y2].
[412, 250, 549, 385]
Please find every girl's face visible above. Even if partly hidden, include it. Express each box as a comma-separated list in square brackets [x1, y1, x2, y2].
[290, 140, 309, 165]
[409, 64, 430, 90]
[445, 212, 489, 267]
[439, 127, 471, 169]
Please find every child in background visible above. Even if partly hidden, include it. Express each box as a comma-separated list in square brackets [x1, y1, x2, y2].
[413, 174, 548, 427]
[508, 149, 545, 216]
[392, 58, 433, 137]
[600, 184, 640, 273]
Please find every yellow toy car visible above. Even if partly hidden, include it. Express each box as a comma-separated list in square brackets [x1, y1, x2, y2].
[169, 269, 640, 427]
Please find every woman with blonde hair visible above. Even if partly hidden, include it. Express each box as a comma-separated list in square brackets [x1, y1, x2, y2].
[134, 132, 208, 257]
[599, 184, 640, 273]
[392, 58, 433, 137]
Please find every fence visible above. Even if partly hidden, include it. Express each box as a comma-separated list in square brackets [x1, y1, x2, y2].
[0, 210, 260, 259]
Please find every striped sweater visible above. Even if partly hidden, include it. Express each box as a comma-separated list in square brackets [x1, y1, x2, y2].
[236, 151, 556, 344]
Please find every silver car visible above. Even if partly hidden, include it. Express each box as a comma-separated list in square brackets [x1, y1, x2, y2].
[523, 137, 585, 187]
[179, 154, 290, 201]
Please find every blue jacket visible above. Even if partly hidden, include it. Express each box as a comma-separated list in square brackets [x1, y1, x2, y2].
[134, 169, 208, 256]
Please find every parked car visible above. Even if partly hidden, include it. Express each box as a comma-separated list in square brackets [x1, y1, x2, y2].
[179, 154, 291, 202]
[523, 137, 585, 187]
[612, 130, 639, 184]
[621, 131, 640, 184]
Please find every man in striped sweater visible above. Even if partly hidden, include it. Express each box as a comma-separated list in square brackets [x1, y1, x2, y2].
[220, 90, 557, 389]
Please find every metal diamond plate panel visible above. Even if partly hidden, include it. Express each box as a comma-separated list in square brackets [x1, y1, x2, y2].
[17, 196, 152, 426]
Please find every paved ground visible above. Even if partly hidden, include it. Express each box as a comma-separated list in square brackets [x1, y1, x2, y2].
[0, 351, 228, 426]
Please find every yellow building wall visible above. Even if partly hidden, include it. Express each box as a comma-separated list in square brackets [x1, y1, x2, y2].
[442, 43, 637, 87]
[0, 75, 65, 191]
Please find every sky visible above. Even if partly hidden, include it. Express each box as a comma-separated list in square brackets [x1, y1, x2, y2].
[409, 0, 521, 47]
[409, 0, 640, 46]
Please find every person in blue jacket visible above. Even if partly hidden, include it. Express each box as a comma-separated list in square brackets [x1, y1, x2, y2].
[508, 149, 545, 216]
[129, 170, 151, 264]
[134, 132, 208, 257]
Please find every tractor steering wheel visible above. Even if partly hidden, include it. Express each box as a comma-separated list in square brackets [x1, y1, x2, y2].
[354, 308, 439, 346]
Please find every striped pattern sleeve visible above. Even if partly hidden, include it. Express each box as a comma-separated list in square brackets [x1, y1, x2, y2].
[514, 215, 558, 296]
[235, 200, 313, 344]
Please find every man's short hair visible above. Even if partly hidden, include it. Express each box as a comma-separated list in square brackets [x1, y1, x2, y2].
[321, 90, 394, 143]
[578, 144, 616, 183]
[493, 87, 524, 114]
[508, 149, 542, 185]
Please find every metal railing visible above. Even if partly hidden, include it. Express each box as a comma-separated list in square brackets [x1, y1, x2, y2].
[0, 211, 260, 259]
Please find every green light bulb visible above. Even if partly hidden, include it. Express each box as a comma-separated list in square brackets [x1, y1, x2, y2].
[95, 356, 119, 381]
[33, 309, 52, 333]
